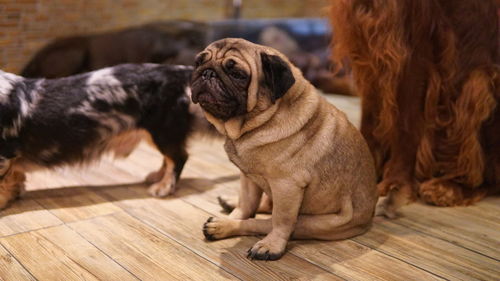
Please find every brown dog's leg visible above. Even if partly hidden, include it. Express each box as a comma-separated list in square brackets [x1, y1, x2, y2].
[360, 94, 384, 174]
[418, 179, 488, 207]
[375, 184, 415, 219]
[375, 51, 429, 216]
[227, 174, 262, 220]
[417, 67, 498, 206]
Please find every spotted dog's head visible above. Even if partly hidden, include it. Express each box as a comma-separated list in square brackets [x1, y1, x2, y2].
[190, 38, 296, 122]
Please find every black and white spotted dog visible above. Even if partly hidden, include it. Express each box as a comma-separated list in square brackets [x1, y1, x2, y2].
[0, 63, 212, 209]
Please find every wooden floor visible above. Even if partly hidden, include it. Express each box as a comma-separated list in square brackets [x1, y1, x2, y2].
[0, 95, 498, 281]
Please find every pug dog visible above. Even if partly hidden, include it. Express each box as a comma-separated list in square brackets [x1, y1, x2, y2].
[191, 38, 377, 260]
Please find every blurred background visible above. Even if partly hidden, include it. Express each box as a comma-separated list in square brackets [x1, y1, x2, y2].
[0, 0, 356, 95]
[0, 0, 326, 72]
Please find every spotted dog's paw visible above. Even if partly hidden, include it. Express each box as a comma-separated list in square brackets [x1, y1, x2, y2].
[145, 170, 164, 185]
[148, 173, 176, 197]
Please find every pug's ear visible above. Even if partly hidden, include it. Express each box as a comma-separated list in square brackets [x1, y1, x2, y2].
[261, 52, 295, 103]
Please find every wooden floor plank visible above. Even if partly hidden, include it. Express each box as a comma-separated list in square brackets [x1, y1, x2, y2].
[166, 180, 442, 281]
[0, 198, 62, 237]
[75, 157, 162, 211]
[93, 145, 238, 213]
[354, 218, 500, 280]
[178, 175, 240, 216]
[395, 202, 500, 260]
[127, 199, 342, 281]
[0, 244, 36, 281]
[25, 170, 122, 223]
[70, 212, 237, 281]
[290, 240, 443, 281]
[29, 186, 122, 223]
[0, 224, 137, 281]
[437, 197, 500, 224]
[0, 94, 496, 280]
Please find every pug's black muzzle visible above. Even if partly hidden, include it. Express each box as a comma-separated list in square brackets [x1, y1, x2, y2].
[191, 68, 241, 121]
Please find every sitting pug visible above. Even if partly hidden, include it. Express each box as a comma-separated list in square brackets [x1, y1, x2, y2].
[191, 38, 377, 260]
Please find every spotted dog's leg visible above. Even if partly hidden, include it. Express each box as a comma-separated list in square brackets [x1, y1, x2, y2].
[146, 148, 188, 197]
[0, 159, 25, 210]
[145, 158, 168, 185]
[146, 155, 176, 197]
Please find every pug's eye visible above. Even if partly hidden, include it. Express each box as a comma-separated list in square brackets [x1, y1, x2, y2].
[225, 59, 236, 69]
[229, 70, 247, 80]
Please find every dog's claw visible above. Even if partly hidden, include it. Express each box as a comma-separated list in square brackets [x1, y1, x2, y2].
[248, 249, 256, 260]
[202, 226, 215, 241]
[264, 250, 270, 261]
[247, 249, 282, 261]
[247, 240, 285, 261]
[202, 217, 217, 241]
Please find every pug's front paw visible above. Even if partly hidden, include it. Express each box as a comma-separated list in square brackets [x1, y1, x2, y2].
[247, 234, 287, 261]
[202, 217, 238, 241]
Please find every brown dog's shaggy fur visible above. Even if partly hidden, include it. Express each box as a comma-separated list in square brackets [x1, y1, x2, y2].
[330, 0, 499, 215]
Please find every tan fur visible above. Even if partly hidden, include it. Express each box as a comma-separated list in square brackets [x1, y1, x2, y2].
[199, 39, 377, 260]
[107, 130, 149, 158]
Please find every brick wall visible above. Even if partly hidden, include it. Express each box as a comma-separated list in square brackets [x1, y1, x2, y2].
[0, 0, 329, 74]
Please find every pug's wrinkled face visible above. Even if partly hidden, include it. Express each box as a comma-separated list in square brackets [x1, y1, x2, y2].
[190, 43, 251, 121]
[191, 38, 296, 121]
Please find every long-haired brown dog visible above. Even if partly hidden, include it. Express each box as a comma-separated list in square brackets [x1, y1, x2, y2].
[330, 0, 499, 217]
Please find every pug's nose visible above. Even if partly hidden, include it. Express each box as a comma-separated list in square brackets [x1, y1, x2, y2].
[202, 69, 216, 80]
